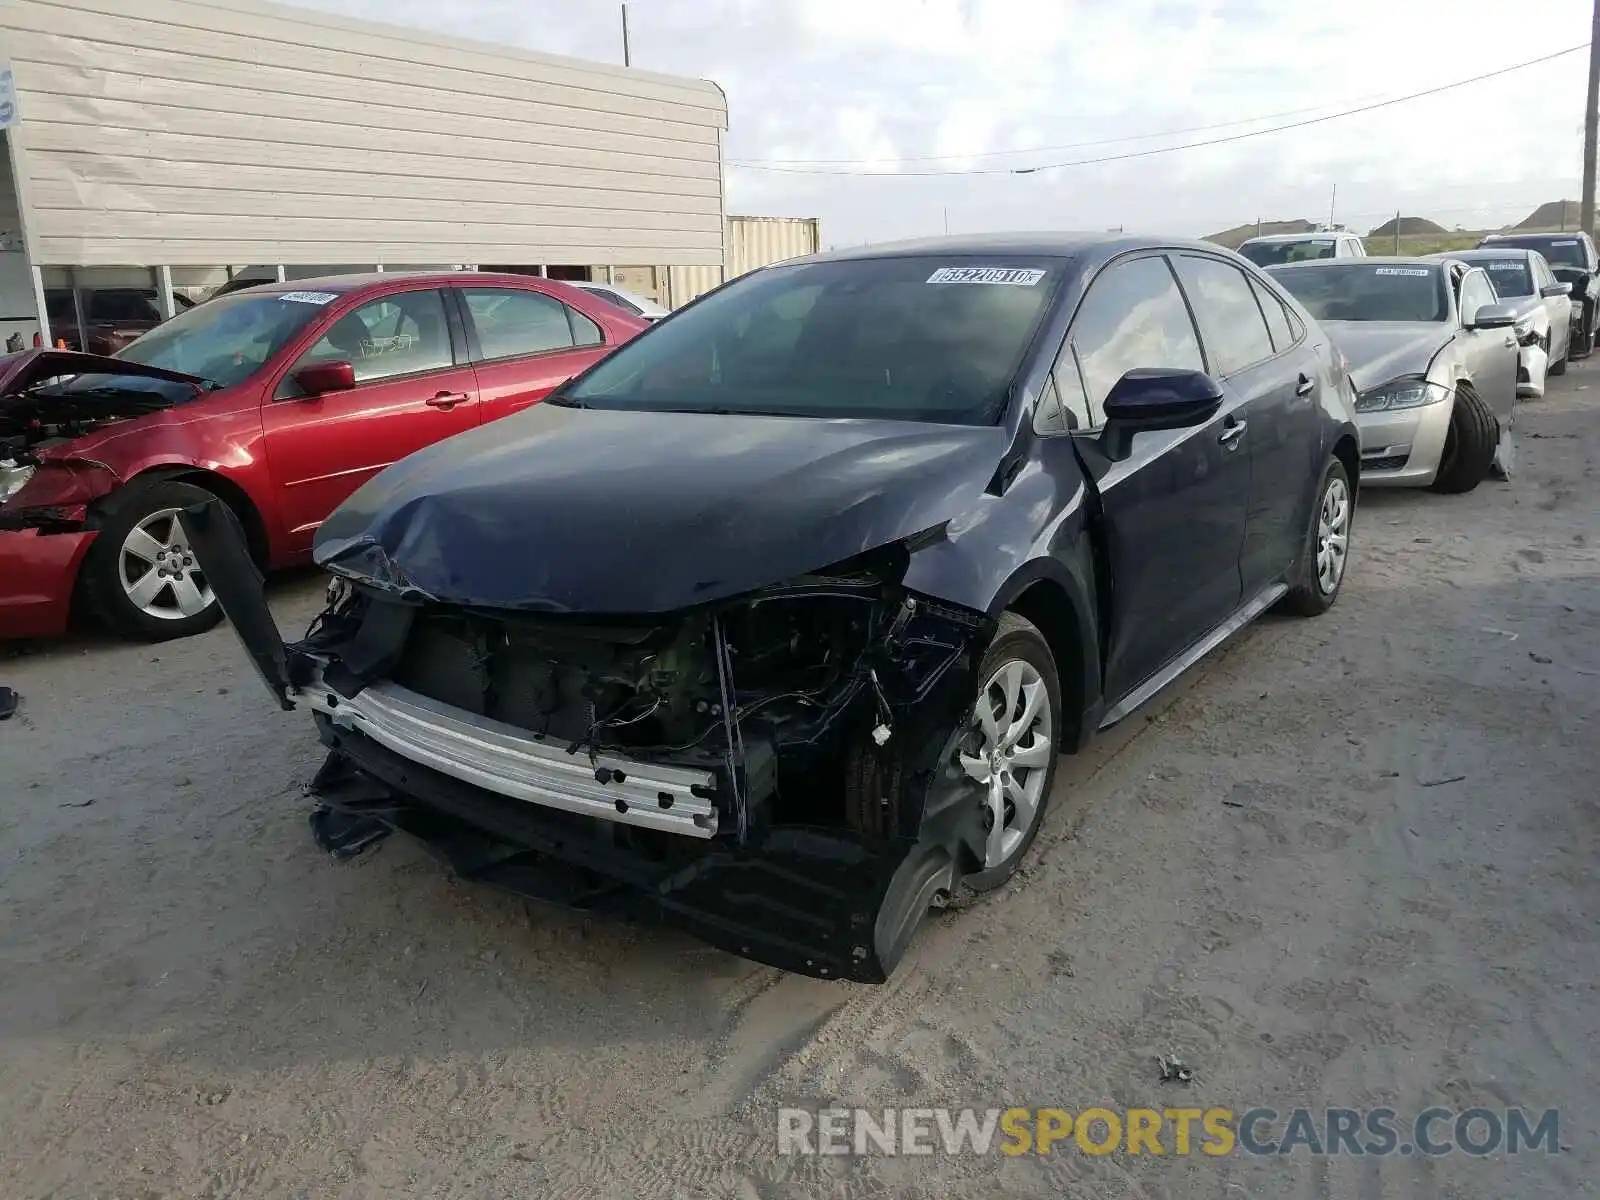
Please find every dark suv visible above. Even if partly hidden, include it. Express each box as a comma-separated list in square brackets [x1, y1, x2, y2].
[1478, 231, 1598, 357]
[43, 288, 193, 355]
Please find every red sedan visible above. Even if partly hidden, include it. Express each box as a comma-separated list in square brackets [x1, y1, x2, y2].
[0, 272, 649, 640]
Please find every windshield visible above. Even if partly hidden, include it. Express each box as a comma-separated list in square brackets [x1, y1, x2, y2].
[1488, 236, 1587, 269]
[1239, 239, 1337, 267]
[1473, 258, 1535, 298]
[114, 291, 337, 387]
[1269, 263, 1449, 323]
[561, 256, 1063, 423]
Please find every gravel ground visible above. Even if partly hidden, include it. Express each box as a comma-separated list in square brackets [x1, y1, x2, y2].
[2, 368, 1596, 1199]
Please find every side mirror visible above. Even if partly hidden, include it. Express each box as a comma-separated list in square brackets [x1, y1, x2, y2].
[292, 360, 356, 396]
[1540, 282, 1572, 298]
[1467, 304, 1517, 331]
[1101, 368, 1224, 461]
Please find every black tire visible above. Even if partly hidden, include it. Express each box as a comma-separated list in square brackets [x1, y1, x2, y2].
[959, 613, 1063, 893]
[80, 479, 230, 641]
[1428, 385, 1498, 495]
[1549, 339, 1568, 377]
[1573, 303, 1595, 358]
[1281, 457, 1353, 617]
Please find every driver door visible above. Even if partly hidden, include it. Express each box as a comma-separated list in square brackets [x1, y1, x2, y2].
[1061, 253, 1251, 706]
[259, 287, 480, 552]
[1457, 268, 1518, 422]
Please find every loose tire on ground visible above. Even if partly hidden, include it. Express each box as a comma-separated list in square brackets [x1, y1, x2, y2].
[79, 478, 233, 642]
[1428, 385, 1499, 495]
[1281, 457, 1353, 617]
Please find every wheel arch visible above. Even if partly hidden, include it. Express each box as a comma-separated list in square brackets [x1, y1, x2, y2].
[988, 562, 1102, 753]
[130, 466, 270, 567]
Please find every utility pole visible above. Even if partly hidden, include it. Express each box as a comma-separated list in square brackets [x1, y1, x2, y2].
[1255, 217, 1262, 237]
[1394, 210, 1401, 255]
[1583, 0, 1600, 238]
[1328, 184, 1337, 231]
[943, 207, 950, 235]
[621, 3, 632, 67]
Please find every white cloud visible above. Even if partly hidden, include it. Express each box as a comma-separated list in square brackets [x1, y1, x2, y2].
[294, 0, 1595, 241]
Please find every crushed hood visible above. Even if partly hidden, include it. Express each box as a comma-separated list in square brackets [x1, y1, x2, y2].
[313, 402, 1008, 613]
[1322, 322, 1455, 394]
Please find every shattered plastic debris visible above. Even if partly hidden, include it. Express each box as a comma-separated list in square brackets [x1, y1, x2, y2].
[0, 686, 16, 720]
[1156, 1054, 1194, 1084]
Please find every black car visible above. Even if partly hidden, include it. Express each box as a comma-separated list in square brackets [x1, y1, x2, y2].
[189, 234, 1361, 982]
[1478, 231, 1598, 357]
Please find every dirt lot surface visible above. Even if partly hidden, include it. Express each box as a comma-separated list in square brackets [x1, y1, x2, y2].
[3, 369, 1597, 1199]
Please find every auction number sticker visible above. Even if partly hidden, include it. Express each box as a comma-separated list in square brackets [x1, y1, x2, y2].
[927, 267, 1046, 286]
[1487, 261, 1523, 270]
[1553, 239, 1578, 246]
[278, 291, 340, 305]
[1373, 268, 1431, 276]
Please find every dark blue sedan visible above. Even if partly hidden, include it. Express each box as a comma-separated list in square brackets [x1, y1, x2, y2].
[189, 234, 1362, 982]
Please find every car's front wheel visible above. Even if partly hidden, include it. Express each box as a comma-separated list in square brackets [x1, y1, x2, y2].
[956, 613, 1062, 892]
[1428, 385, 1498, 495]
[1282, 457, 1353, 617]
[80, 479, 229, 641]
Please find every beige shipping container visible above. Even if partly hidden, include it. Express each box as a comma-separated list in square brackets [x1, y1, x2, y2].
[2, 0, 728, 268]
[661, 214, 821, 308]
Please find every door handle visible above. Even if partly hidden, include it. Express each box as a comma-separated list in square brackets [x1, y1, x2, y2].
[1295, 373, 1315, 396]
[426, 391, 470, 410]
[1218, 417, 1247, 447]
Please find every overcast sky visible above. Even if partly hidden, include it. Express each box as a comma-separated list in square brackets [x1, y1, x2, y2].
[300, 0, 1594, 246]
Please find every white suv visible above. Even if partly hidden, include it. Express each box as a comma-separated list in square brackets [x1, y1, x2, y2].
[1237, 233, 1367, 267]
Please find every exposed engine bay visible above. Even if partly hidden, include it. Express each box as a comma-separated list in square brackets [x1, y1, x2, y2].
[301, 549, 990, 845]
[180, 495, 1000, 983]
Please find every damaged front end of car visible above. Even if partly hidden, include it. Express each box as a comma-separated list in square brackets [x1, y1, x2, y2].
[183, 499, 1000, 982]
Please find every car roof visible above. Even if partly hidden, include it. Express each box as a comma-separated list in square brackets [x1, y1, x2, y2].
[1448, 247, 1537, 261]
[796, 232, 1248, 267]
[1240, 232, 1342, 243]
[1266, 256, 1442, 270]
[242, 270, 573, 295]
[1481, 231, 1582, 241]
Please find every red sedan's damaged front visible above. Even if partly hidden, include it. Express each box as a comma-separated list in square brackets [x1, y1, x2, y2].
[0, 349, 204, 639]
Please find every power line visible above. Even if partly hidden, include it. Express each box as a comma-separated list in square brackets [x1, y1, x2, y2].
[731, 44, 1587, 177]
[729, 96, 1398, 167]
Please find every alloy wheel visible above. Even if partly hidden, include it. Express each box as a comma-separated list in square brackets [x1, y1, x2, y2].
[119, 507, 215, 620]
[1316, 476, 1350, 594]
[958, 659, 1055, 870]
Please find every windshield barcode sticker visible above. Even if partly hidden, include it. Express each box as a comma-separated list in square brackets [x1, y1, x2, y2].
[1487, 262, 1523, 270]
[277, 291, 340, 305]
[1553, 239, 1578, 246]
[926, 267, 1046, 286]
[1373, 268, 1431, 277]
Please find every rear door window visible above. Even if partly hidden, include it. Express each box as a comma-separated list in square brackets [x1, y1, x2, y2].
[1172, 255, 1276, 376]
[1249, 278, 1294, 352]
[461, 288, 602, 359]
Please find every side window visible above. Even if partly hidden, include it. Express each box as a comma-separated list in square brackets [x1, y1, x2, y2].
[1172, 254, 1275, 376]
[1035, 357, 1092, 434]
[463, 288, 585, 360]
[1459, 271, 1495, 324]
[1067, 255, 1204, 426]
[570, 305, 604, 348]
[1249, 277, 1294, 351]
[292, 289, 455, 386]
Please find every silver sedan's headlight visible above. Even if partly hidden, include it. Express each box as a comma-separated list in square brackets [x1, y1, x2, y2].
[1354, 377, 1449, 413]
[0, 461, 36, 505]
